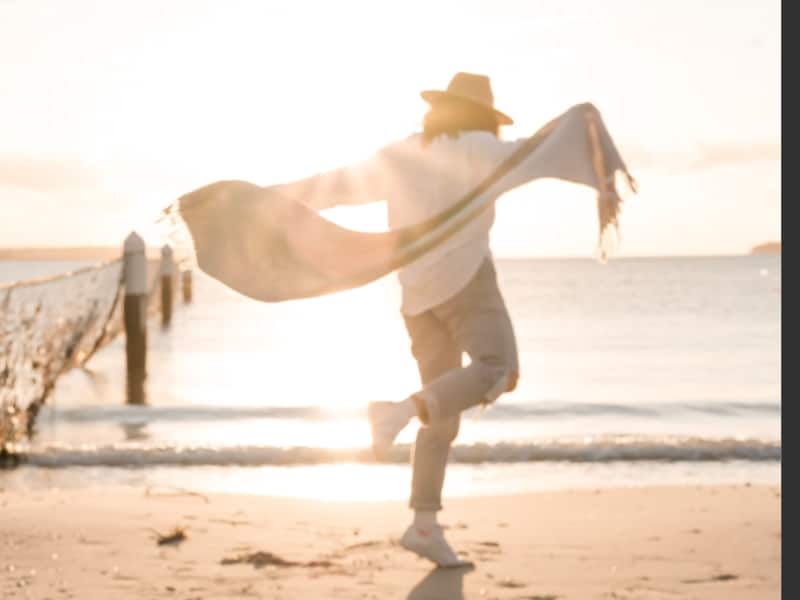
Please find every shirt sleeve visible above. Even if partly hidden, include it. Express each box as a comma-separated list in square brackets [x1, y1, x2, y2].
[272, 147, 388, 211]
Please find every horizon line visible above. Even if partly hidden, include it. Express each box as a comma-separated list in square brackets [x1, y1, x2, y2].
[0, 245, 781, 261]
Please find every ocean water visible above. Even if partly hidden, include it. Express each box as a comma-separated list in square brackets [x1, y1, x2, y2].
[0, 256, 781, 499]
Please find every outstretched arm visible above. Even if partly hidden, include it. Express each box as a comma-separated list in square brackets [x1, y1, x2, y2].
[272, 148, 388, 211]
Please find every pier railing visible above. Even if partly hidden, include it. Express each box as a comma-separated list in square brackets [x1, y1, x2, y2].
[0, 232, 192, 451]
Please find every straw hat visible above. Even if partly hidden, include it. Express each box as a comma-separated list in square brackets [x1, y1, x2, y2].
[421, 72, 513, 125]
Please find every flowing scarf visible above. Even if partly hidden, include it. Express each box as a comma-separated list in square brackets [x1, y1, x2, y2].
[163, 103, 636, 302]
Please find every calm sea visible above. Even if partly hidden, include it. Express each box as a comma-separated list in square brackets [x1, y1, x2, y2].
[0, 255, 781, 499]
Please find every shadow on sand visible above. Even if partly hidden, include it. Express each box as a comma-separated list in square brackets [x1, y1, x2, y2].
[407, 564, 475, 600]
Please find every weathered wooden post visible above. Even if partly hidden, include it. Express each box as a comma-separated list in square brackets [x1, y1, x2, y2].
[160, 244, 175, 327]
[123, 232, 147, 405]
[181, 268, 193, 303]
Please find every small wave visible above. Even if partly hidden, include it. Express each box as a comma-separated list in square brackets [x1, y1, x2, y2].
[47, 405, 329, 423]
[46, 400, 780, 425]
[490, 401, 780, 418]
[10, 436, 780, 468]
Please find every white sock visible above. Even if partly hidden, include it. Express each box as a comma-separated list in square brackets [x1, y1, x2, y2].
[399, 397, 418, 421]
[413, 510, 438, 530]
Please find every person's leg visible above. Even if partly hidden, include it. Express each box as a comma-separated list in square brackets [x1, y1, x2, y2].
[403, 310, 462, 514]
[367, 259, 517, 567]
[370, 258, 518, 491]
[399, 309, 471, 567]
[414, 259, 519, 423]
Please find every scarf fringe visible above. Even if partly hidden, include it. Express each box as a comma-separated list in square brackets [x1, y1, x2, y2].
[585, 106, 638, 262]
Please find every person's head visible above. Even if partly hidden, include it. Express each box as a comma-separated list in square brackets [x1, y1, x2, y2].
[420, 72, 513, 145]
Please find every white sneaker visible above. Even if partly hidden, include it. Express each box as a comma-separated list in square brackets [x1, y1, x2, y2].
[367, 401, 410, 458]
[399, 524, 474, 568]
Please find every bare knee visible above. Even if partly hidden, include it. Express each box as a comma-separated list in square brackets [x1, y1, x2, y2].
[478, 359, 519, 405]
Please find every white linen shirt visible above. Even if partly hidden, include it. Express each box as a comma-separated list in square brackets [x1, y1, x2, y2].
[276, 131, 535, 315]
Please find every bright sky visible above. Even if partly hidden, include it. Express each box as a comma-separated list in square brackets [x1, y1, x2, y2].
[0, 0, 780, 256]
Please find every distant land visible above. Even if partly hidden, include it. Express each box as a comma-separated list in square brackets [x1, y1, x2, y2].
[0, 246, 162, 261]
[750, 241, 781, 255]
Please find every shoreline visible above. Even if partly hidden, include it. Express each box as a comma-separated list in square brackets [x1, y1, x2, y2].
[1, 484, 780, 599]
[0, 459, 782, 503]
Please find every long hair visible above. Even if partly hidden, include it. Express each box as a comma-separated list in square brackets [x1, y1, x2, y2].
[421, 98, 500, 146]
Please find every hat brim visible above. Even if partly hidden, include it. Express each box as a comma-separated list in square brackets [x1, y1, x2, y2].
[420, 90, 514, 125]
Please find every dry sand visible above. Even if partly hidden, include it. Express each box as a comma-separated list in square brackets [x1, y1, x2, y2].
[0, 484, 780, 599]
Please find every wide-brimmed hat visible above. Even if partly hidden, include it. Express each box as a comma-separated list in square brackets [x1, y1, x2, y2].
[421, 72, 513, 125]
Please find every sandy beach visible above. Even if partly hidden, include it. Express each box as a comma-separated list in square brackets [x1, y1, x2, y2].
[0, 484, 780, 599]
